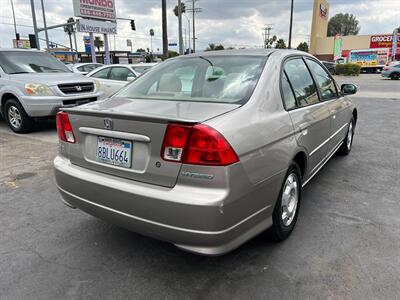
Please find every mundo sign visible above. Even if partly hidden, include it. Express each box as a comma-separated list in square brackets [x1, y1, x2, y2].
[73, 0, 116, 21]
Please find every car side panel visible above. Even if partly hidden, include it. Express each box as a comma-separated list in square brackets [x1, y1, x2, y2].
[288, 102, 331, 177]
[326, 95, 354, 151]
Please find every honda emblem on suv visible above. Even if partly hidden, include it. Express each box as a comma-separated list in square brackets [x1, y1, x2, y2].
[75, 85, 82, 92]
[104, 118, 113, 130]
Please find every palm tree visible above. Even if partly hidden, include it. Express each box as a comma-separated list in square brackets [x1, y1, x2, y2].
[149, 29, 154, 52]
[173, 3, 186, 16]
[94, 36, 104, 51]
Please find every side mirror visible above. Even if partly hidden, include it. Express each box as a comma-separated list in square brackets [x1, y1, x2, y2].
[127, 76, 136, 82]
[341, 83, 358, 95]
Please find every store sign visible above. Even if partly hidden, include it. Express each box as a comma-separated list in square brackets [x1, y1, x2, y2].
[319, 3, 328, 20]
[370, 34, 400, 50]
[333, 36, 343, 60]
[78, 19, 117, 35]
[73, 0, 116, 21]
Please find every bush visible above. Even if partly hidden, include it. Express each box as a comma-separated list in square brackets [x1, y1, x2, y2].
[335, 63, 361, 76]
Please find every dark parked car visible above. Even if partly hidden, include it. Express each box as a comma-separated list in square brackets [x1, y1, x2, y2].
[322, 60, 336, 75]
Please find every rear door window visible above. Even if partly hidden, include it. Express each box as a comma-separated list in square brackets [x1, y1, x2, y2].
[284, 58, 319, 107]
[91, 67, 110, 79]
[306, 59, 338, 101]
[281, 72, 297, 110]
[109, 67, 136, 81]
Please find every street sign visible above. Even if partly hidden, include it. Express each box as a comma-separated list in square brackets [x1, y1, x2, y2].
[73, 0, 116, 21]
[168, 43, 177, 46]
[77, 19, 117, 34]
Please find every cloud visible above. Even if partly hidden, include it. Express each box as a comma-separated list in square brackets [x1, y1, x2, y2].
[1, 0, 399, 52]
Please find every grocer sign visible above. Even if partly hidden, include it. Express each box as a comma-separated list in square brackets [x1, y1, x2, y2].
[78, 19, 117, 34]
[73, 0, 116, 21]
[370, 34, 400, 49]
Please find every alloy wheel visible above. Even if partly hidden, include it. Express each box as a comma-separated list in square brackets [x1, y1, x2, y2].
[281, 173, 299, 227]
[8, 105, 22, 129]
[347, 122, 353, 150]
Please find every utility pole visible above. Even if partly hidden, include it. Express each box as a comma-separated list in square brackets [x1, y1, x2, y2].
[30, 0, 40, 49]
[263, 25, 273, 48]
[288, 0, 294, 49]
[187, 0, 201, 53]
[192, 0, 195, 52]
[178, 0, 184, 55]
[161, 0, 168, 59]
[10, 0, 19, 48]
[40, 0, 50, 50]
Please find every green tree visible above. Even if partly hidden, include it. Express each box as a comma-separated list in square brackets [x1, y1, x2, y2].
[328, 13, 360, 37]
[205, 43, 224, 51]
[275, 38, 287, 49]
[265, 35, 277, 48]
[296, 42, 309, 52]
[136, 48, 146, 52]
[168, 50, 179, 58]
[173, 3, 186, 17]
[94, 36, 104, 51]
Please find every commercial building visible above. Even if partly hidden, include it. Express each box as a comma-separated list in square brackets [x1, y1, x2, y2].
[309, 0, 400, 62]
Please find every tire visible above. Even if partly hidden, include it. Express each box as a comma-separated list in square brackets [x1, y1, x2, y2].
[338, 117, 355, 156]
[4, 99, 34, 133]
[270, 162, 302, 241]
[390, 72, 400, 80]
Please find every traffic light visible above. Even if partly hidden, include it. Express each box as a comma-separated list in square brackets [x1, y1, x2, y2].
[130, 20, 136, 31]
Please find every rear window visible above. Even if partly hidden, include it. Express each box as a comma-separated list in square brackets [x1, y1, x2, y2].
[117, 56, 267, 104]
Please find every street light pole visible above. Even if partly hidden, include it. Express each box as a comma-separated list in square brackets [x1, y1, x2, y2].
[178, 0, 184, 55]
[10, 0, 19, 48]
[30, 0, 40, 49]
[183, 14, 191, 54]
[40, 0, 50, 50]
[288, 0, 294, 49]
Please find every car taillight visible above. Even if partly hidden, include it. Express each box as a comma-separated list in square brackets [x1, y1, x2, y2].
[161, 123, 239, 166]
[56, 111, 75, 143]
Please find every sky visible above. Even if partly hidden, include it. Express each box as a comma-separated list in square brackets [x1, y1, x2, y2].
[0, 0, 399, 52]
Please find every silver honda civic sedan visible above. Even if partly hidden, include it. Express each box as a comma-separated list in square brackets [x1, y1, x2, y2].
[54, 49, 358, 255]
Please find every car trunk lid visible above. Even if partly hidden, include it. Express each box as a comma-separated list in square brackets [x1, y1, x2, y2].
[63, 98, 240, 187]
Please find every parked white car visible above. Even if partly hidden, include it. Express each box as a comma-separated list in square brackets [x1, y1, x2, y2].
[130, 63, 158, 74]
[86, 65, 140, 97]
[68, 63, 103, 75]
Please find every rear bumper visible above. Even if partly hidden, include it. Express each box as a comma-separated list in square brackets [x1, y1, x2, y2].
[54, 155, 274, 255]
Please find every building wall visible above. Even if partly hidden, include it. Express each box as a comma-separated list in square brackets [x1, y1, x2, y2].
[309, 0, 330, 54]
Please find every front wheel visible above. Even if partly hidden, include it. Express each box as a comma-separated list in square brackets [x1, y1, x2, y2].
[270, 162, 302, 241]
[338, 117, 355, 155]
[5, 99, 34, 133]
[390, 72, 400, 80]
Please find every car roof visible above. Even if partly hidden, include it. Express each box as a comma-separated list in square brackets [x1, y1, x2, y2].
[0, 48, 45, 52]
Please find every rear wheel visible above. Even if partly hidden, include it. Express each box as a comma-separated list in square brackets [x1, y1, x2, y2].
[390, 72, 400, 80]
[5, 99, 34, 133]
[270, 162, 302, 241]
[338, 117, 355, 155]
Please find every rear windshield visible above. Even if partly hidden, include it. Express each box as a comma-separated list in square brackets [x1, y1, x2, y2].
[0, 51, 70, 74]
[117, 55, 267, 104]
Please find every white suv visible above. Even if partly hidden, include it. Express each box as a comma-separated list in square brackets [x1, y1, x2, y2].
[0, 49, 103, 133]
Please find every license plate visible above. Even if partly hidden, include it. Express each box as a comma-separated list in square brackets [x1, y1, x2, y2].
[96, 136, 132, 168]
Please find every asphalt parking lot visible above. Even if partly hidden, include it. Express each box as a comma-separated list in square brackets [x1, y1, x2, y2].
[0, 74, 399, 299]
